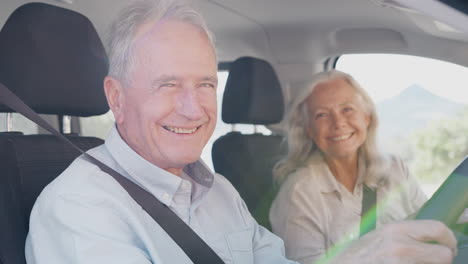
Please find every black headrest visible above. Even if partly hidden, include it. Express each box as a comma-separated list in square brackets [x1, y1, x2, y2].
[222, 57, 284, 125]
[0, 3, 109, 117]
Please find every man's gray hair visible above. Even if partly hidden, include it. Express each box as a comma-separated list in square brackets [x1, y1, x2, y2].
[273, 70, 390, 187]
[107, 0, 215, 85]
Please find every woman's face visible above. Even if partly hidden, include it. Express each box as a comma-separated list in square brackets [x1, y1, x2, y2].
[306, 78, 371, 160]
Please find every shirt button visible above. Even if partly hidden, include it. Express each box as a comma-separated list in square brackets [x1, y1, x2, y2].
[162, 193, 170, 201]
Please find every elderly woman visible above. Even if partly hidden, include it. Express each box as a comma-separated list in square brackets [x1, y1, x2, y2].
[269, 70, 427, 264]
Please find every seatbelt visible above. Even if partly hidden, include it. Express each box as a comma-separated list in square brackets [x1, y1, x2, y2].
[0, 82, 225, 264]
[359, 184, 377, 237]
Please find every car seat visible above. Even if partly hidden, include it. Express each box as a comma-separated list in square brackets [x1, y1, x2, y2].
[0, 3, 108, 264]
[212, 57, 285, 229]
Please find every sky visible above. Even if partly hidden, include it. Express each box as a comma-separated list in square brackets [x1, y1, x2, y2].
[336, 53, 468, 104]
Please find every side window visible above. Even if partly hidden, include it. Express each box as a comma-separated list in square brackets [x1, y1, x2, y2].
[336, 54, 468, 197]
[79, 71, 271, 171]
[80, 111, 115, 139]
[0, 113, 57, 134]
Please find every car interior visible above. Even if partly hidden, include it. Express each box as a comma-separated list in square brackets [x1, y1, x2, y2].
[0, 0, 467, 263]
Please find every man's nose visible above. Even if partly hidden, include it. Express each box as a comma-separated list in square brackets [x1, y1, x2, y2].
[176, 87, 204, 120]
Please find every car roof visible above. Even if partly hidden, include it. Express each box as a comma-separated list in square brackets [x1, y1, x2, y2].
[1, 0, 467, 99]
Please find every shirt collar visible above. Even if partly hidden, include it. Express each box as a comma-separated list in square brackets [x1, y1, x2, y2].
[311, 153, 367, 195]
[104, 125, 214, 207]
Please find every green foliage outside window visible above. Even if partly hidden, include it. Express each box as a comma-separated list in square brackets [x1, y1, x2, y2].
[411, 106, 468, 183]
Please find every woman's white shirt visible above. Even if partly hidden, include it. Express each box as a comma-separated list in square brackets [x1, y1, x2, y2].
[269, 155, 427, 264]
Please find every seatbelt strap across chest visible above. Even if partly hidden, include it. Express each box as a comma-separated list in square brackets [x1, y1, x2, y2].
[360, 184, 377, 237]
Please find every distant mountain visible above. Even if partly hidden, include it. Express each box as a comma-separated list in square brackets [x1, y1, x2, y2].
[376, 84, 465, 149]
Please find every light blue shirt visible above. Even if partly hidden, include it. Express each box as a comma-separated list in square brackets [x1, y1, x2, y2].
[25, 126, 296, 264]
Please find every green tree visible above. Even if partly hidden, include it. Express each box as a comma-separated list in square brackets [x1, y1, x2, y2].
[410, 107, 468, 183]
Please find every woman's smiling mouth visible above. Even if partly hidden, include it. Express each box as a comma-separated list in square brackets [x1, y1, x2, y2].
[329, 133, 353, 142]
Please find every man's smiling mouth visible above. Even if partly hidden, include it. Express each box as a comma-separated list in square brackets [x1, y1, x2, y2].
[163, 125, 200, 134]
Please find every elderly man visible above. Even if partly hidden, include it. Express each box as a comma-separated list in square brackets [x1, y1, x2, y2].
[25, 0, 456, 263]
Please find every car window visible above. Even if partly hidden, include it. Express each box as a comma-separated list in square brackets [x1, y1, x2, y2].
[0, 113, 36, 134]
[336, 53, 468, 197]
[0, 113, 58, 134]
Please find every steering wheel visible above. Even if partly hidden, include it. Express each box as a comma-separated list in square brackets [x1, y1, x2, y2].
[415, 156, 468, 263]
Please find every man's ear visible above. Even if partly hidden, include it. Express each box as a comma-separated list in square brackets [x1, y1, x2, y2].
[104, 76, 125, 124]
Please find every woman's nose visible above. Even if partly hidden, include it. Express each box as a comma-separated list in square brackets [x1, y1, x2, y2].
[331, 112, 345, 128]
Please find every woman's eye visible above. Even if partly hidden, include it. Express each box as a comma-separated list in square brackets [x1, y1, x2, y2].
[343, 107, 354, 113]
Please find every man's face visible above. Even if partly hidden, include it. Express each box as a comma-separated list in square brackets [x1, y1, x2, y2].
[106, 20, 218, 176]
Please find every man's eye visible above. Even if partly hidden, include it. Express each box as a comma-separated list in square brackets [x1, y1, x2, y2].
[315, 113, 328, 119]
[161, 83, 175, 88]
[152, 83, 177, 91]
[200, 83, 216, 89]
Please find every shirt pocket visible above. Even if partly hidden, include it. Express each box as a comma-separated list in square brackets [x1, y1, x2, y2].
[225, 229, 254, 264]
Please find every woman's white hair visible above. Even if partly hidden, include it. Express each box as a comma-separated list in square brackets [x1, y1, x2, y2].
[106, 0, 215, 86]
[273, 70, 390, 187]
